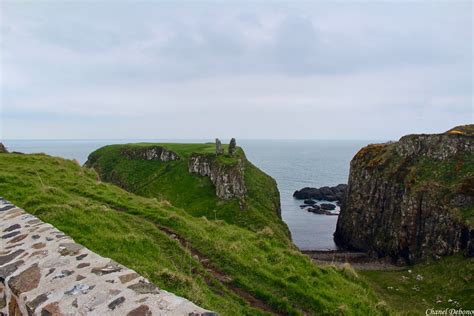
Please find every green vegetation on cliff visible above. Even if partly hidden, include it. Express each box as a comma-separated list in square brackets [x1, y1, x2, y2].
[0, 152, 383, 315]
[85, 143, 289, 239]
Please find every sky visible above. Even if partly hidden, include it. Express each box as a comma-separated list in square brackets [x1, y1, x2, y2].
[1, 1, 472, 140]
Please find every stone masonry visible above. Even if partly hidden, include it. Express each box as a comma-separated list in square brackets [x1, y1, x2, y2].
[0, 198, 215, 316]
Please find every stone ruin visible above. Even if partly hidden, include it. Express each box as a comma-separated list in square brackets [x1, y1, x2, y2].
[0, 143, 8, 154]
[228, 138, 236, 156]
[215, 139, 224, 156]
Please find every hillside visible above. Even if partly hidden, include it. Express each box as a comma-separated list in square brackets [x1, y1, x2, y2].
[85, 143, 289, 240]
[335, 124, 474, 264]
[0, 152, 383, 315]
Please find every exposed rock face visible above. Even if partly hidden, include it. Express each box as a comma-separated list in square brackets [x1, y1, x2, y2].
[215, 139, 224, 155]
[0, 198, 213, 316]
[334, 125, 474, 264]
[188, 154, 247, 200]
[228, 138, 236, 156]
[120, 146, 180, 161]
[0, 143, 8, 154]
[293, 184, 347, 202]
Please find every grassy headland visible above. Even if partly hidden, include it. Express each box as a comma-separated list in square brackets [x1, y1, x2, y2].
[85, 143, 289, 239]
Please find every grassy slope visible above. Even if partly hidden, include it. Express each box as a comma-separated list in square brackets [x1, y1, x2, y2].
[85, 143, 289, 239]
[0, 153, 383, 315]
[360, 256, 474, 315]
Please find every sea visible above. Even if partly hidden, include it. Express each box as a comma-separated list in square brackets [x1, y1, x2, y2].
[2, 139, 374, 250]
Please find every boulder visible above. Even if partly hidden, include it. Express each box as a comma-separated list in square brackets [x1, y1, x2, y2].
[303, 199, 316, 205]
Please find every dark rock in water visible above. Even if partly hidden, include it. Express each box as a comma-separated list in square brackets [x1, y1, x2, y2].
[334, 125, 474, 264]
[308, 208, 324, 214]
[303, 199, 316, 205]
[0, 143, 8, 154]
[307, 205, 338, 215]
[320, 203, 336, 211]
[228, 138, 237, 156]
[300, 205, 311, 208]
[293, 184, 347, 203]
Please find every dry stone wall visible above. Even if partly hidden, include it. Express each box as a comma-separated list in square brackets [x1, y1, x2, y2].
[0, 198, 215, 316]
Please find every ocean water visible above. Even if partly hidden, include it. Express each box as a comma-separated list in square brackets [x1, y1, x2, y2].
[3, 139, 370, 250]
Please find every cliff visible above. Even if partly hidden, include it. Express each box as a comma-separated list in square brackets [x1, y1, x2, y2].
[335, 125, 474, 264]
[85, 143, 285, 237]
[188, 153, 247, 201]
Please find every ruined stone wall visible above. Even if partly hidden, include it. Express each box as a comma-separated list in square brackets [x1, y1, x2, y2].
[0, 198, 214, 316]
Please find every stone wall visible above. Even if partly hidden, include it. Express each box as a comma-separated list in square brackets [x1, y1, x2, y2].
[0, 198, 214, 316]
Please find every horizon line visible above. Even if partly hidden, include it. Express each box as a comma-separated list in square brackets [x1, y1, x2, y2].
[1, 138, 391, 142]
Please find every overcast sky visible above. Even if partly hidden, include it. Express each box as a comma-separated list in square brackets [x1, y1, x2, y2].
[1, 1, 472, 140]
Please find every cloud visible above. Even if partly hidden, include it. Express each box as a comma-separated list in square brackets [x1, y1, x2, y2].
[0, 1, 472, 139]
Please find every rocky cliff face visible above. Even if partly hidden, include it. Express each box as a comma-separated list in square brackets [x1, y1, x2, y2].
[334, 125, 474, 264]
[120, 146, 180, 162]
[188, 154, 247, 201]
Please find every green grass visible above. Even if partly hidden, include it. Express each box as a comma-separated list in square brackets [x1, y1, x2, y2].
[0, 152, 384, 315]
[360, 256, 474, 315]
[85, 143, 289, 240]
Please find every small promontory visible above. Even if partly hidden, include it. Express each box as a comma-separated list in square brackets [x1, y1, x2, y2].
[334, 125, 474, 264]
[84, 142, 287, 237]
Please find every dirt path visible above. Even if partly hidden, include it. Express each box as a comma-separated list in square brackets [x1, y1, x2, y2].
[302, 250, 405, 271]
[155, 225, 281, 315]
[102, 200, 280, 314]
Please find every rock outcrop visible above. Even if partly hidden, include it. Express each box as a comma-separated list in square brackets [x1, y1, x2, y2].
[188, 154, 247, 201]
[334, 125, 474, 264]
[0, 198, 213, 316]
[293, 184, 347, 202]
[0, 143, 8, 154]
[120, 146, 180, 162]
